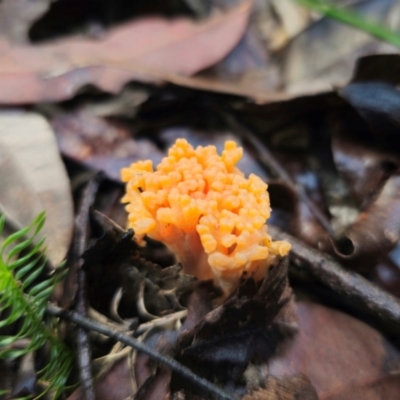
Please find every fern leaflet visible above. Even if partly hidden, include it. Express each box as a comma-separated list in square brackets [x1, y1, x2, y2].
[0, 212, 73, 399]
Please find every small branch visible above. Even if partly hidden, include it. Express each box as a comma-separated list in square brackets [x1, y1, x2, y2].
[73, 175, 103, 400]
[269, 225, 400, 336]
[46, 304, 237, 400]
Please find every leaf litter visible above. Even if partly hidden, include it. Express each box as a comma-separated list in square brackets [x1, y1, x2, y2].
[0, 112, 73, 267]
[2, 0, 400, 399]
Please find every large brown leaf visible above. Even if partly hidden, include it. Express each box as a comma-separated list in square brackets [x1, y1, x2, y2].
[267, 302, 400, 400]
[0, 1, 251, 104]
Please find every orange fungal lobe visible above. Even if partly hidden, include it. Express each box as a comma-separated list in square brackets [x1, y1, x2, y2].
[121, 139, 290, 293]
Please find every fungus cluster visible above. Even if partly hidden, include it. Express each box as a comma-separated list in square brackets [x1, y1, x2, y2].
[121, 139, 290, 293]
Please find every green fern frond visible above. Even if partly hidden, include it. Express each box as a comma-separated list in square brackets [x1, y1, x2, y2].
[0, 212, 73, 399]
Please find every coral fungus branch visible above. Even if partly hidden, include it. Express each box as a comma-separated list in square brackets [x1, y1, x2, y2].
[121, 139, 290, 292]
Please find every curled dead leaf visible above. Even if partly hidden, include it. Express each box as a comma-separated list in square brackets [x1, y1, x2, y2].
[333, 175, 400, 264]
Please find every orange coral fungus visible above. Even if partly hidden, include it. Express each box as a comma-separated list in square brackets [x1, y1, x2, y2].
[121, 139, 290, 293]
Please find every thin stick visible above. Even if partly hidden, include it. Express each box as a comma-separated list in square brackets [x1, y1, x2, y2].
[46, 304, 237, 400]
[269, 225, 400, 336]
[74, 175, 103, 400]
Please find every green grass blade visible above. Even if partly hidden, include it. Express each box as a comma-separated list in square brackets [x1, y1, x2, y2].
[294, 0, 400, 48]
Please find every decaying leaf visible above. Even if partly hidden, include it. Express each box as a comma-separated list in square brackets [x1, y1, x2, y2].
[134, 329, 179, 400]
[174, 258, 297, 394]
[267, 302, 400, 399]
[331, 131, 397, 210]
[243, 374, 318, 400]
[0, 111, 73, 267]
[67, 353, 136, 400]
[321, 61, 400, 264]
[323, 374, 400, 400]
[52, 110, 164, 181]
[281, 0, 400, 96]
[333, 174, 400, 264]
[81, 212, 195, 318]
[0, 1, 251, 104]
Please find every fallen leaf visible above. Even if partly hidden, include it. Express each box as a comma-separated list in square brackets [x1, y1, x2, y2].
[267, 302, 400, 399]
[67, 354, 135, 400]
[340, 82, 400, 150]
[52, 110, 164, 181]
[349, 53, 400, 85]
[323, 374, 400, 400]
[331, 125, 397, 209]
[0, 111, 73, 267]
[243, 374, 318, 400]
[10, 352, 36, 398]
[0, 1, 251, 104]
[175, 259, 297, 392]
[0, 0, 51, 43]
[372, 257, 400, 297]
[269, 180, 329, 251]
[269, 0, 311, 49]
[280, 0, 400, 96]
[134, 329, 178, 400]
[333, 175, 400, 265]
[80, 211, 195, 317]
[331, 72, 400, 264]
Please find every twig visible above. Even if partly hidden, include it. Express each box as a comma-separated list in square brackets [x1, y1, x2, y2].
[269, 225, 400, 336]
[46, 304, 237, 400]
[73, 175, 103, 400]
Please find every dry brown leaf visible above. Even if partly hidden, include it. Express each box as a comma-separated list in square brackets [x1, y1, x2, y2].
[331, 173, 400, 265]
[0, 1, 251, 104]
[270, 0, 311, 49]
[281, 0, 400, 96]
[0, 112, 73, 267]
[323, 375, 400, 400]
[67, 354, 136, 400]
[243, 374, 318, 400]
[267, 302, 400, 400]
[52, 110, 164, 181]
